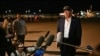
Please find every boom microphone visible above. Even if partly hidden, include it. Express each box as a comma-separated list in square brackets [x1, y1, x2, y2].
[36, 36, 45, 47]
[45, 34, 55, 46]
[56, 32, 93, 52]
[44, 31, 50, 38]
[27, 36, 44, 56]
[61, 42, 93, 52]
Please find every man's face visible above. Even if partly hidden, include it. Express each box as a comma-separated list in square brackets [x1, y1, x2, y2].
[16, 14, 21, 19]
[18, 47, 24, 53]
[64, 10, 72, 18]
[17, 43, 24, 53]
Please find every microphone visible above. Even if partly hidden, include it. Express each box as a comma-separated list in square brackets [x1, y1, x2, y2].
[56, 32, 93, 52]
[28, 35, 55, 56]
[61, 42, 93, 52]
[27, 36, 45, 56]
[45, 34, 55, 46]
[36, 36, 45, 47]
[44, 31, 50, 38]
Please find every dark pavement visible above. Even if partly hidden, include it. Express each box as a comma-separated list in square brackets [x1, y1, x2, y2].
[12, 18, 100, 56]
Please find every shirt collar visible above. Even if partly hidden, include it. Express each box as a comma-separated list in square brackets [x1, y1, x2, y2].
[65, 17, 71, 22]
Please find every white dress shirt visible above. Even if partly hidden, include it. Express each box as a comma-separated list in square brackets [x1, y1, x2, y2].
[64, 18, 71, 38]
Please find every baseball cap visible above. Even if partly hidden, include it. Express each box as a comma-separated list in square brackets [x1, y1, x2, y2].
[63, 6, 72, 11]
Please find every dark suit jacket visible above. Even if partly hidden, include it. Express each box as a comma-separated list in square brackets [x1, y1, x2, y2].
[0, 27, 7, 49]
[57, 16, 82, 46]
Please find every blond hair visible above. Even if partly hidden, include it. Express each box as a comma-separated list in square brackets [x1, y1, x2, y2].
[2, 19, 9, 29]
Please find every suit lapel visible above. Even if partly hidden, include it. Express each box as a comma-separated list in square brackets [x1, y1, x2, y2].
[69, 17, 74, 37]
[62, 18, 65, 34]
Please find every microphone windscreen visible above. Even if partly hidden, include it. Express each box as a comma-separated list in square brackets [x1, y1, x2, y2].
[56, 32, 62, 43]
[36, 36, 44, 47]
[45, 35, 54, 46]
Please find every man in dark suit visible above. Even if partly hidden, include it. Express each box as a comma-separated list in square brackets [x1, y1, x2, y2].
[57, 6, 82, 56]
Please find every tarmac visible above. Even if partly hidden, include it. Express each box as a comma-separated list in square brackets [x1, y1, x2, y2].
[6, 18, 100, 56]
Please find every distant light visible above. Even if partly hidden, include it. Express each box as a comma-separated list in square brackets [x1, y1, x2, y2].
[25, 10, 30, 13]
[96, 12, 100, 15]
[59, 13, 64, 15]
[34, 12, 36, 15]
[25, 10, 28, 13]
[5, 11, 7, 13]
[8, 10, 11, 12]
[39, 9, 41, 12]
[80, 11, 84, 15]
[28, 10, 30, 13]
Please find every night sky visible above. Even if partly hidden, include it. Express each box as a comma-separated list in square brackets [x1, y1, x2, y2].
[0, 0, 100, 14]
